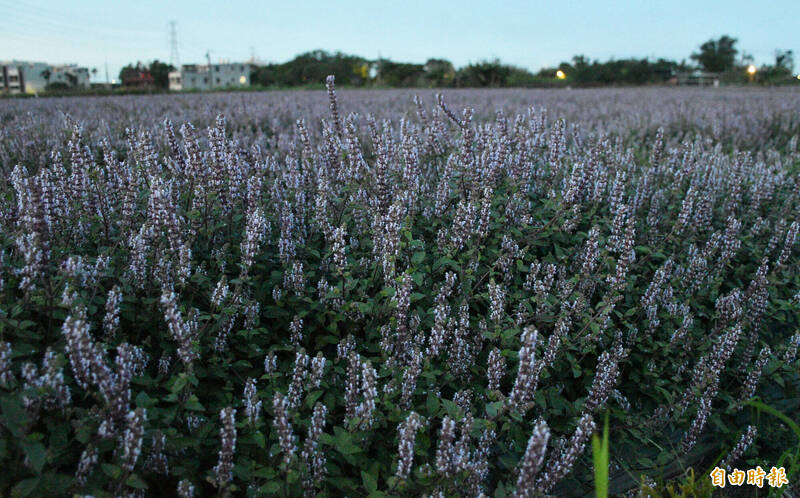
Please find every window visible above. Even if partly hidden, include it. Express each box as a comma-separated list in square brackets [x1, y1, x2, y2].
[203, 77, 208, 84]
[216, 78, 220, 84]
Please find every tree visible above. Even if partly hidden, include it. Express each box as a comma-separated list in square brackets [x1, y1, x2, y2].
[118, 61, 174, 89]
[40, 68, 51, 85]
[378, 60, 425, 87]
[691, 35, 738, 72]
[119, 62, 145, 83]
[148, 60, 175, 89]
[422, 59, 455, 87]
[456, 59, 514, 87]
[775, 50, 794, 73]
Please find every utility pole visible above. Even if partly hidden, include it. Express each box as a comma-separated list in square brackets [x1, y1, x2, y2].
[206, 50, 213, 89]
[169, 21, 180, 68]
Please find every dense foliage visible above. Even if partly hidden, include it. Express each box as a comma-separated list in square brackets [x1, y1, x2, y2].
[0, 83, 799, 496]
[119, 61, 176, 89]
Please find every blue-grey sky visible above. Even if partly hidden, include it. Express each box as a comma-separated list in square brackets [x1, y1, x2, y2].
[2, 0, 799, 82]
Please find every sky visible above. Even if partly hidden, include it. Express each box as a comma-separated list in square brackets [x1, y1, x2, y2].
[2, 0, 799, 83]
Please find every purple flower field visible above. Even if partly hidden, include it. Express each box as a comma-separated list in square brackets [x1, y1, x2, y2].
[0, 82, 799, 496]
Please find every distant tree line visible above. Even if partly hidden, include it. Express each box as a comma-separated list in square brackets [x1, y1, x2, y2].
[115, 36, 796, 91]
[248, 52, 689, 88]
[248, 36, 795, 88]
[119, 60, 175, 88]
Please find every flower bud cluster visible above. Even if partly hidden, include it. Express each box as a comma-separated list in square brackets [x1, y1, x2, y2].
[273, 393, 296, 465]
[0, 342, 15, 388]
[535, 413, 595, 493]
[309, 353, 326, 389]
[401, 348, 423, 409]
[302, 402, 328, 491]
[75, 445, 98, 485]
[160, 287, 198, 365]
[120, 408, 146, 472]
[103, 285, 122, 337]
[289, 315, 304, 349]
[513, 420, 550, 498]
[287, 350, 309, 409]
[721, 425, 757, 471]
[243, 378, 262, 424]
[145, 432, 169, 474]
[739, 346, 770, 404]
[177, 480, 195, 498]
[487, 281, 506, 323]
[487, 347, 506, 392]
[508, 327, 538, 411]
[395, 411, 424, 480]
[356, 361, 378, 428]
[213, 407, 237, 484]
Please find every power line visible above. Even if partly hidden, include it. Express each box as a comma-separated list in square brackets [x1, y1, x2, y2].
[0, 1, 162, 37]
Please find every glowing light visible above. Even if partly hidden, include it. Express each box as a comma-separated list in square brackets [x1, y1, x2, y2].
[239, 75, 246, 84]
[747, 65, 757, 75]
[797, 74, 800, 80]
[556, 70, 566, 80]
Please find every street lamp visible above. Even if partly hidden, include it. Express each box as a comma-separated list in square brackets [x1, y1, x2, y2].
[556, 70, 566, 80]
[747, 65, 757, 83]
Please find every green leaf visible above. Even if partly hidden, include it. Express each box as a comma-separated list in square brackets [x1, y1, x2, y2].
[254, 431, 266, 449]
[38, 473, 73, 494]
[134, 391, 152, 407]
[361, 470, 378, 493]
[260, 481, 282, 494]
[433, 257, 457, 271]
[426, 394, 440, 415]
[22, 442, 46, 474]
[486, 401, 504, 418]
[306, 390, 324, 408]
[49, 423, 69, 454]
[126, 473, 148, 489]
[184, 397, 205, 411]
[11, 477, 40, 497]
[0, 396, 27, 438]
[334, 430, 363, 455]
[101, 463, 121, 479]
[170, 375, 188, 394]
[441, 399, 461, 418]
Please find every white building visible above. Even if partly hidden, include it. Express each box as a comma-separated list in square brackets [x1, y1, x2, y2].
[168, 70, 182, 91]
[1, 61, 89, 94]
[170, 63, 250, 91]
[1, 65, 23, 94]
[49, 64, 90, 89]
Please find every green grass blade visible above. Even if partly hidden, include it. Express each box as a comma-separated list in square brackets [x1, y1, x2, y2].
[592, 411, 610, 498]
